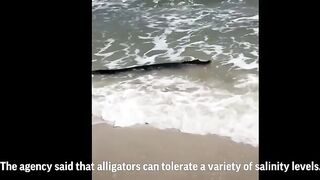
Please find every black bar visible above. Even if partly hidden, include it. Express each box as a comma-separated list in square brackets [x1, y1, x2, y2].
[0, 0, 92, 179]
[260, 0, 320, 178]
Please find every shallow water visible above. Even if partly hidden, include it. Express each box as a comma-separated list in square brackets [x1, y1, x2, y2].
[92, 0, 259, 146]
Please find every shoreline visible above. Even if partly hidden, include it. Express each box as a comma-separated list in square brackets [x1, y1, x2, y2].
[92, 118, 258, 180]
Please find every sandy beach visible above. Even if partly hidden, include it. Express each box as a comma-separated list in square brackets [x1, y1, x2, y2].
[92, 117, 258, 180]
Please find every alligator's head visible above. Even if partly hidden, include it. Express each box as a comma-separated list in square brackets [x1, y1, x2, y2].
[182, 59, 212, 65]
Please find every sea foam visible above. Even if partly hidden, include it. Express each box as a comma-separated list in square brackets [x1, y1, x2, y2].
[92, 74, 258, 146]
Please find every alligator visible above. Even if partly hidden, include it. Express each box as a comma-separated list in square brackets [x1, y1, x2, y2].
[92, 59, 211, 74]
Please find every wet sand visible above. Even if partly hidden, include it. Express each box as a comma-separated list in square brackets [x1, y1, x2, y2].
[92, 118, 258, 180]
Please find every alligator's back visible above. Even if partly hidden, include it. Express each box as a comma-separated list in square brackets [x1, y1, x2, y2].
[92, 59, 211, 75]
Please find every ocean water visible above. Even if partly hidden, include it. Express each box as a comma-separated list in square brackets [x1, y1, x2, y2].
[92, 0, 259, 146]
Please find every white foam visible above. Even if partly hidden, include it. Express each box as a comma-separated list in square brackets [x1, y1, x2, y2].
[225, 53, 258, 70]
[94, 38, 115, 56]
[232, 15, 259, 23]
[92, 0, 132, 12]
[92, 74, 258, 146]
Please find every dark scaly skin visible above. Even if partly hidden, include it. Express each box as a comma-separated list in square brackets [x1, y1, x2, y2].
[92, 59, 211, 75]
